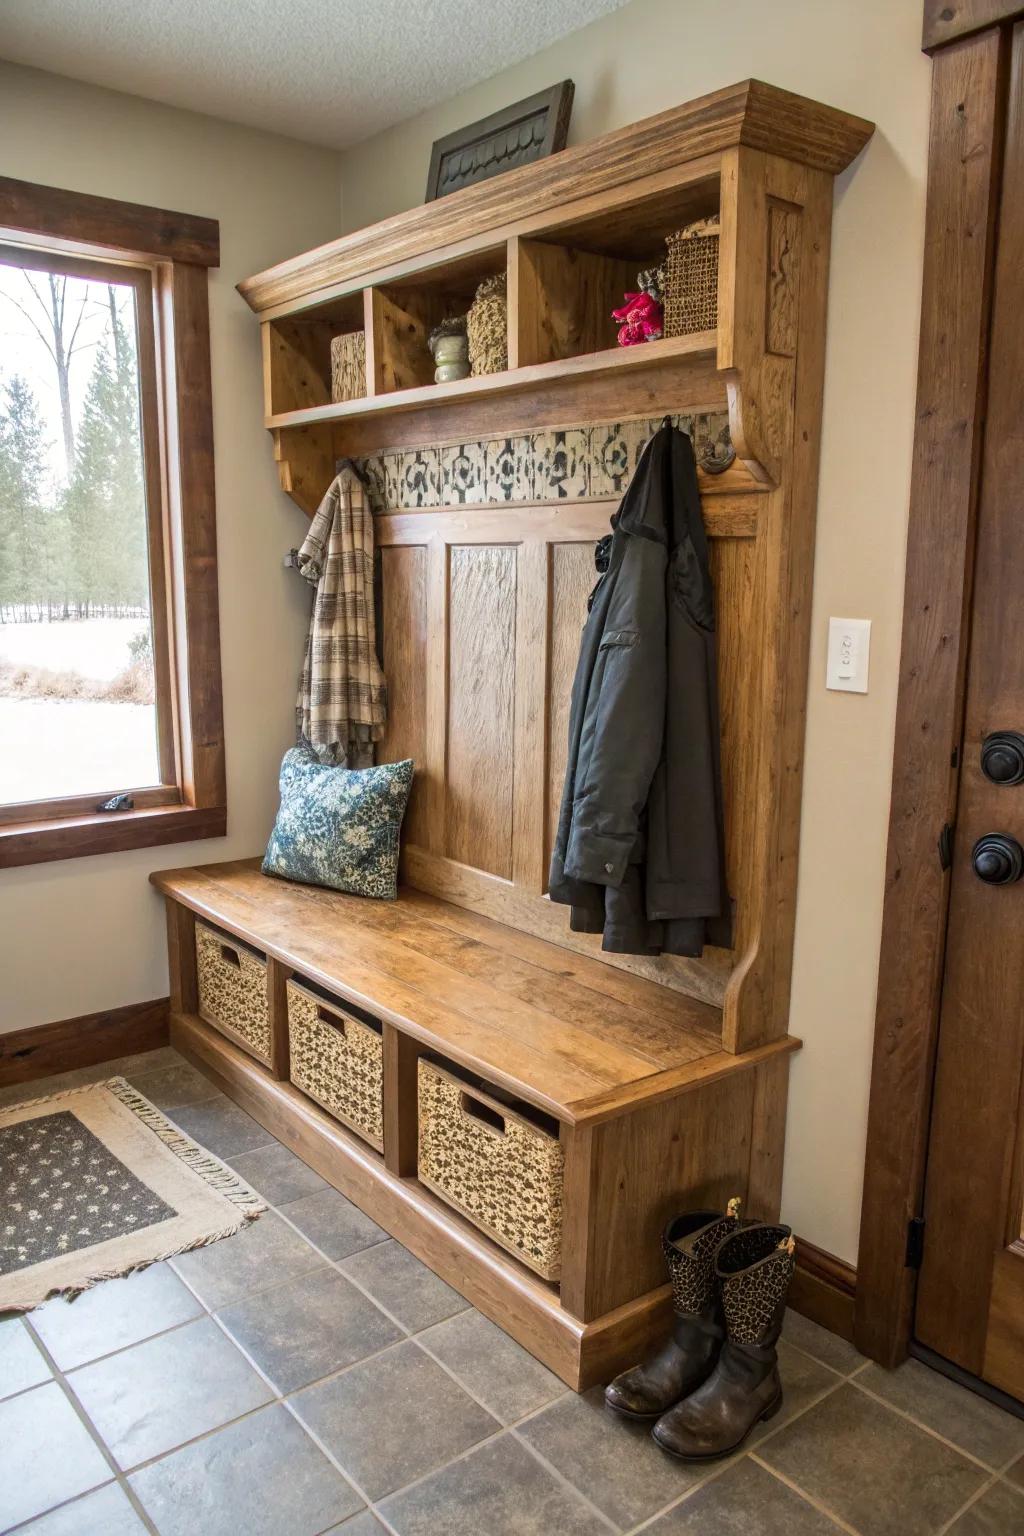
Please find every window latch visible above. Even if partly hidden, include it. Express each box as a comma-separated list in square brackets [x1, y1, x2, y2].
[97, 793, 135, 813]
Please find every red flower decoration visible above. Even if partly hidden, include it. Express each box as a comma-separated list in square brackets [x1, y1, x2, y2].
[612, 290, 664, 346]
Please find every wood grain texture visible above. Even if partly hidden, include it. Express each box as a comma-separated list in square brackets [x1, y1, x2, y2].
[913, 21, 1024, 1384]
[166, 899, 199, 1016]
[266, 958, 292, 1082]
[923, 0, 1024, 51]
[445, 545, 517, 879]
[238, 80, 871, 312]
[0, 805, 226, 869]
[511, 238, 635, 366]
[546, 542, 598, 875]
[152, 862, 730, 1122]
[0, 999, 169, 1087]
[789, 1237, 857, 1343]
[0, 175, 219, 266]
[378, 544, 429, 848]
[855, 29, 1007, 1369]
[382, 1022, 424, 1176]
[582, 1071, 755, 1317]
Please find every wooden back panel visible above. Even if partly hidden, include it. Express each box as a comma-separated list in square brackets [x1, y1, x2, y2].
[375, 487, 762, 1012]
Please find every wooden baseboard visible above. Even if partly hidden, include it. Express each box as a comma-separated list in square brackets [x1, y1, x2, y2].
[791, 1235, 857, 1343]
[0, 998, 170, 1087]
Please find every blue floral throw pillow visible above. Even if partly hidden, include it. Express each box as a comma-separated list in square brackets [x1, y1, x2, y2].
[263, 749, 414, 900]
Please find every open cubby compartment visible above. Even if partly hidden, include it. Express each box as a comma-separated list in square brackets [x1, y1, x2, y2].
[510, 170, 721, 367]
[262, 286, 366, 416]
[367, 244, 508, 394]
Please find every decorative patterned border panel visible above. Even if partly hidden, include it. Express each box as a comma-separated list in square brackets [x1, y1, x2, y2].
[348, 412, 731, 511]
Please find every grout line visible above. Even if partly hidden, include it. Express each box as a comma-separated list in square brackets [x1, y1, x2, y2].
[506, 1428, 621, 1532]
[26, 1309, 205, 1377]
[748, 1453, 864, 1535]
[623, 1373, 851, 1535]
[849, 1375, 1006, 1473]
[14, 1331, 161, 1536]
[933, 1472, 1001, 1536]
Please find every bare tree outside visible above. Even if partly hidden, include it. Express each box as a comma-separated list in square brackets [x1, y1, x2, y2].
[0, 259, 158, 803]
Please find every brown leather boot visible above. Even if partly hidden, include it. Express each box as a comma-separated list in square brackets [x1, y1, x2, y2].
[604, 1202, 740, 1421]
[651, 1223, 795, 1459]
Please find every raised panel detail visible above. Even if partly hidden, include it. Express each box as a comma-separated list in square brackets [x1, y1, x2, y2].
[378, 544, 429, 848]
[546, 542, 598, 876]
[446, 545, 518, 878]
[765, 200, 802, 357]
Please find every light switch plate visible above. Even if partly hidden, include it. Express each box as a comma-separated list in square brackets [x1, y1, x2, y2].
[827, 617, 871, 693]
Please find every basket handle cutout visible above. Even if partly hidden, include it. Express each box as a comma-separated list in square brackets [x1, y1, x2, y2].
[460, 1091, 505, 1135]
[219, 944, 241, 968]
[317, 1004, 347, 1037]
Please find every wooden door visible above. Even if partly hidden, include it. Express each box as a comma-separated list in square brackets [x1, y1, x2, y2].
[914, 22, 1024, 1400]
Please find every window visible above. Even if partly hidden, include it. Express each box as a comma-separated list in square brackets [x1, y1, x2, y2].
[0, 178, 225, 866]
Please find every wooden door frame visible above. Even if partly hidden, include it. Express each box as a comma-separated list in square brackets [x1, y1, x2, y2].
[854, 6, 1018, 1367]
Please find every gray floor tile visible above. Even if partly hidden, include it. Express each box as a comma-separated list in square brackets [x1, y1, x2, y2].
[217, 1267, 402, 1393]
[170, 1210, 324, 1309]
[947, 1480, 1024, 1534]
[29, 1261, 203, 1371]
[0, 1049, 177, 1109]
[326, 1513, 390, 1535]
[339, 1239, 469, 1332]
[67, 1315, 273, 1469]
[0, 1381, 112, 1529]
[129, 1401, 363, 1536]
[857, 1359, 1024, 1469]
[647, 1457, 845, 1533]
[292, 1338, 498, 1500]
[782, 1309, 866, 1376]
[746, 1339, 842, 1448]
[168, 1097, 274, 1157]
[758, 1381, 987, 1536]
[1008, 1452, 1024, 1489]
[518, 1385, 706, 1528]
[380, 1431, 609, 1535]
[419, 1309, 566, 1424]
[127, 1060, 220, 1110]
[0, 1316, 51, 1398]
[18, 1481, 148, 1535]
[229, 1143, 329, 1205]
[280, 1187, 388, 1260]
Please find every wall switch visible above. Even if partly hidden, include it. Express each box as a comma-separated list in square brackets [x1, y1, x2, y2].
[827, 617, 871, 693]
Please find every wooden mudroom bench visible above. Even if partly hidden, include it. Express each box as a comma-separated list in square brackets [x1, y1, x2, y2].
[154, 79, 872, 1389]
[155, 859, 798, 1389]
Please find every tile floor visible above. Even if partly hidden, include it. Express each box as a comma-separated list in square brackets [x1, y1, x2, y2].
[3, 1048, 1024, 1536]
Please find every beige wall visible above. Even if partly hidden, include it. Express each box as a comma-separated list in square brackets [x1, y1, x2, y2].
[0, 64, 341, 1033]
[338, 0, 932, 1265]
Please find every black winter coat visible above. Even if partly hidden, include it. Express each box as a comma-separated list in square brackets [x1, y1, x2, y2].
[548, 423, 731, 957]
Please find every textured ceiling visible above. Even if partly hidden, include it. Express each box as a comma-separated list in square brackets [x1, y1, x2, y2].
[0, 0, 630, 149]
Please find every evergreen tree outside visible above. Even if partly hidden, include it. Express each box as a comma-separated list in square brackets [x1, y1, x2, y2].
[0, 374, 49, 620]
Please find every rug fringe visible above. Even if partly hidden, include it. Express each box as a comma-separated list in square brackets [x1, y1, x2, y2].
[105, 1077, 266, 1217]
[2, 1212, 261, 1311]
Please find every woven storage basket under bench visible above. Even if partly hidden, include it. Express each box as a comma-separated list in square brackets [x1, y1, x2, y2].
[287, 978, 384, 1150]
[418, 1057, 564, 1282]
[195, 920, 272, 1067]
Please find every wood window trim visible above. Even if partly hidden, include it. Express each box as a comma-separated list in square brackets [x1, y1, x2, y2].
[854, 18, 1009, 1366]
[0, 178, 225, 869]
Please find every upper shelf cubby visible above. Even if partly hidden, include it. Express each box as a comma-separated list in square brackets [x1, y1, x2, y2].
[241, 78, 872, 508]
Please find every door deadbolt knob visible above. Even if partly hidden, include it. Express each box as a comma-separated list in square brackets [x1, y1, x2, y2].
[980, 731, 1024, 785]
[971, 834, 1024, 885]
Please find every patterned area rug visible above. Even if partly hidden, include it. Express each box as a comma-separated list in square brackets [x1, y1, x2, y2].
[0, 1077, 265, 1311]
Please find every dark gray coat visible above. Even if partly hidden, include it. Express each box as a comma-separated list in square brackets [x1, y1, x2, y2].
[548, 423, 731, 956]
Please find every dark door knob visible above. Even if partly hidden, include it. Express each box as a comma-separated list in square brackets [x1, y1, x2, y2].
[981, 731, 1024, 785]
[972, 834, 1024, 884]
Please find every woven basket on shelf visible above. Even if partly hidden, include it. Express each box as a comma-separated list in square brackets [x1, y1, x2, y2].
[287, 980, 384, 1149]
[663, 217, 720, 337]
[417, 1058, 564, 1280]
[466, 273, 508, 376]
[195, 922, 271, 1065]
[330, 332, 366, 402]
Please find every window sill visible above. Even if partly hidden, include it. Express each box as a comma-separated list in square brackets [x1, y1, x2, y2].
[0, 804, 226, 869]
